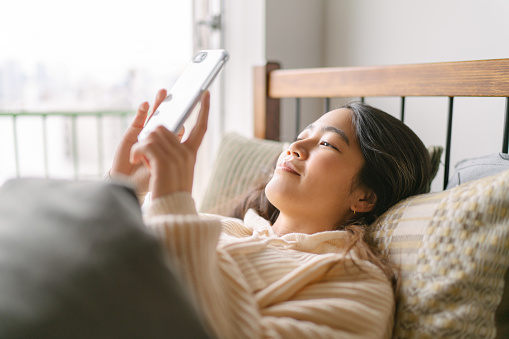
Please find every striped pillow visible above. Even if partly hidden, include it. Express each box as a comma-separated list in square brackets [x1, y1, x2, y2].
[370, 169, 509, 338]
[199, 133, 287, 215]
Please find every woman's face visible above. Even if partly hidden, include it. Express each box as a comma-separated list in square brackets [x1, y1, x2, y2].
[265, 108, 370, 232]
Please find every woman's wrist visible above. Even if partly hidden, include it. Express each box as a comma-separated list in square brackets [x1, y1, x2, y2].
[148, 192, 198, 217]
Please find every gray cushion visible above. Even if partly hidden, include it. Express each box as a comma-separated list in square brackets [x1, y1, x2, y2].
[446, 152, 509, 189]
[0, 178, 210, 339]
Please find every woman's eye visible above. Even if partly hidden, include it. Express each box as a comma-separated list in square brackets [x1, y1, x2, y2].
[320, 141, 338, 150]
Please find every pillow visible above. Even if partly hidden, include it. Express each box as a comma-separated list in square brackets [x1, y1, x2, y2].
[370, 169, 509, 338]
[199, 132, 287, 215]
[427, 145, 443, 190]
[446, 152, 509, 189]
[0, 178, 210, 339]
[199, 132, 443, 215]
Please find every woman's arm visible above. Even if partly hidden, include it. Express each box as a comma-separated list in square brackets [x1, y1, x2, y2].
[146, 194, 262, 339]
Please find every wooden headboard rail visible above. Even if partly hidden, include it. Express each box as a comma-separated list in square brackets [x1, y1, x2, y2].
[253, 58, 509, 188]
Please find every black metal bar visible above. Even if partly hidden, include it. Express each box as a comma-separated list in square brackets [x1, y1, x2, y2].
[400, 97, 406, 123]
[325, 98, 330, 113]
[503, 97, 509, 154]
[443, 97, 454, 190]
[295, 98, 301, 137]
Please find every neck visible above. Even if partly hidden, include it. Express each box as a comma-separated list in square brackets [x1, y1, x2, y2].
[271, 212, 339, 236]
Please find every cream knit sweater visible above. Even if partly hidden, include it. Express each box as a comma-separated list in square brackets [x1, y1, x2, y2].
[145, 192, 394, 339]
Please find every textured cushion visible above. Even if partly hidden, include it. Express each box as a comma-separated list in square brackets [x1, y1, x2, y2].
[446, 152, 509, 189]
[370, 169, 509, 338]
[0, 178, 210, 339]
[199, 133, 287, 215]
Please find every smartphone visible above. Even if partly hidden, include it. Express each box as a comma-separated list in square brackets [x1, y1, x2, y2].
[138, 49, 229, 141]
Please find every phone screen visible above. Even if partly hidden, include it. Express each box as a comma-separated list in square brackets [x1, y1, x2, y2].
[138, 50, 228, 140]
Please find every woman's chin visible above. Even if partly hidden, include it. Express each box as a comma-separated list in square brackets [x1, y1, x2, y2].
[265, 178, 295, 210]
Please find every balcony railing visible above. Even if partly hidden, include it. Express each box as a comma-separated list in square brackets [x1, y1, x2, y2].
[0, 111, 134, 183]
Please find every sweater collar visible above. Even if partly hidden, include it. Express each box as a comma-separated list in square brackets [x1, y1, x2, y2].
[244, 209, 350, 254]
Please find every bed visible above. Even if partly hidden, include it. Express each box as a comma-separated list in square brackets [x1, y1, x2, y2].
[200, 58, 509, 338]
[1, 58, 508, 338]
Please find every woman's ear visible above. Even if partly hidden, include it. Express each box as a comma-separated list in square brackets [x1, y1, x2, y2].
[352, 189, 377, 213]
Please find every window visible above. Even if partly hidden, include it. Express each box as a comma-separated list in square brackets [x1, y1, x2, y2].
[0, 0, 193, 182]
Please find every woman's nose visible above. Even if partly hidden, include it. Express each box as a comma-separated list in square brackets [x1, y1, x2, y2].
[286, 141, 307, 159]
[286, 149, 299, 157]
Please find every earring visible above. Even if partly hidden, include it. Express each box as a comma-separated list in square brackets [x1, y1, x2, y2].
[353, 209, 356, 216]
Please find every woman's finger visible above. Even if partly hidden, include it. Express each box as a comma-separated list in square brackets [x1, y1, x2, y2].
[185, 91, 210, 151]
[151, 89, 168, 116]
[131, 101, 150, 128]
[177, 126, 185, 141]
[118, 101, 150, 146]
[130, 125, 181, 165]
[126, 89, 167, 143]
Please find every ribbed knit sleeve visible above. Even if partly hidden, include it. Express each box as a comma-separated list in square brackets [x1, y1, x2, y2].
[145, 193, 262, 338]
[148, 192, 198, 216]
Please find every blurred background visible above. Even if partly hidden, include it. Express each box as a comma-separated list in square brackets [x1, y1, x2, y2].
[1, 0, 509, 200]
[0, 0, 194, 182]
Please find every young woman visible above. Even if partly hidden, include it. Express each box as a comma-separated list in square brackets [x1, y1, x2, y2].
[110, 89, 431, 339]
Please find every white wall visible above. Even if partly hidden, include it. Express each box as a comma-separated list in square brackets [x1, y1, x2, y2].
[266, 0, 325, 142]
[324, 0, 509, 66]
[222, 0, 266, 139]
[323, 0, 509, 191]
[221, 0, 325, 141]
[223, 0, 509, 191]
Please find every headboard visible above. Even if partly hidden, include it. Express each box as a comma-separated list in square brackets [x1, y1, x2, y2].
[253, 59, 509, 189]
[246, 59, 509, 338]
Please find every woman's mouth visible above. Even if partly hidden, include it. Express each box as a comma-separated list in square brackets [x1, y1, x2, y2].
[276, 161, 300, 176]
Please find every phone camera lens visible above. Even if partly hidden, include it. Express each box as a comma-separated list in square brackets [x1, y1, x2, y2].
[193, 52, 207, 63]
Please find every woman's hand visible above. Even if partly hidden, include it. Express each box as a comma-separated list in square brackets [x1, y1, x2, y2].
[110, 89, 165, 195]
[129, 91, 210, 199]
[110, 89, 185, 195]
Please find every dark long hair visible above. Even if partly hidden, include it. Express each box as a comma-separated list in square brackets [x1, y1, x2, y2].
[346, 102, 431, 225]
[230, 102, 432, 293]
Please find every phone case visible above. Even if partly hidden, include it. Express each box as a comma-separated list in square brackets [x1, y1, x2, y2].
[138, 49, 229, 140]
